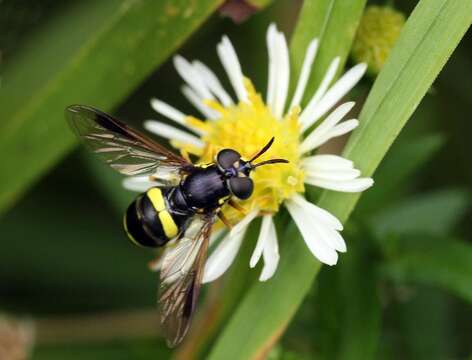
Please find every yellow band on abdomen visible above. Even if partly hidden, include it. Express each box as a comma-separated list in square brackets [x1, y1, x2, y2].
[123, 213, 142, 247]
[158, 211, 178, 238]
[147, 188, 166, 212]
[147, 188, 178, 239]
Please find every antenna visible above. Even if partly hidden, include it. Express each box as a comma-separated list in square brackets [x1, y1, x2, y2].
[252, 158, 289, 168]
[246, 137, 289, 169]
[249, 137, 275, 163]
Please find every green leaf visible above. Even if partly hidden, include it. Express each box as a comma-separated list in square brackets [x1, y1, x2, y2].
[319, 0, 472, 221]
[290, 0, 367, 101]
[358, 133, 445, 214]
[247, 0, 275, 7]
[209, 0, 471, 358]
[335, 240, 381, 360]
[0, 0, 222, 217]
[371, 188, 470, 238]
[34, 339, 171, 360]
[0, 155, 154, 312]
[383, 237, 472, 303]
[82, 150, 135, 215]
[396, 289, 452, 360]
[208, 1, 367, 358]
[315, 232, 381, 360]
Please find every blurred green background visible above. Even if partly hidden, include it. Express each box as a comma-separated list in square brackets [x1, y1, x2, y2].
[1, 0, 471, 359]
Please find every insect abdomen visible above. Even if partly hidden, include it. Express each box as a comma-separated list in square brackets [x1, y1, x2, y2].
[124, 187, 188, 248]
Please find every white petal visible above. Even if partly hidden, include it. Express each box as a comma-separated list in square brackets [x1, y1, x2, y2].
[304, 119, 359, 152]
[209, 228, 225, 247]
[150, 98, 185, 125]
[181, 85, 219, 120]
[289, 38, 319, 109]
[174, 55, 213, 101]
[250, 215, 272, 268]
[259, 218, 279, 281]
[150, 98, 203, 135]
[302, 154, 354, 172]
[305, 168, 361, 181]
[313, 102, 356, 134]
[273, 31, 290, 119]
[299, 57, 340, 130]
[202, 225, 247, 284]
[326, 119, 359, 138]
[192, 60, 234, 107]
[300, 102, 355, 153]
[286, 199, 338, 265]
[144, 120, 204, 148]
[122, 176, 155, 192]
[202, 210, 259, 283]
[289, 193, 343, 231]
[305, 176, 374, 192]
[217, 35, 247, 103]
[266, 24, 277, 110]
[300, 62, 366, 132]
[230, 209, 259, 237]
[317, 224, 347, 253]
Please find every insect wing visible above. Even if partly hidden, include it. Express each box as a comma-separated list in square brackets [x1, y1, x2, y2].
[158, 215, 214, 347]
[66, 105, 191, 177]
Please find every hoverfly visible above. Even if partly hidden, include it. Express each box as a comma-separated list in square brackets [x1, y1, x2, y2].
[66, 105, 288, 346]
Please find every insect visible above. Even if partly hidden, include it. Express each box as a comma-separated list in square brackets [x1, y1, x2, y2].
[66, 104, 288, 346]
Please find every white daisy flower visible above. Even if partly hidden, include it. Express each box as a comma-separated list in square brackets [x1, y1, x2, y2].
[124, 24, 373, 283]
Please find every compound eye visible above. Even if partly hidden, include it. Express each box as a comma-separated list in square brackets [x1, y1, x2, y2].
[217, 149, 241, 170]
[228, 177, 254, 200]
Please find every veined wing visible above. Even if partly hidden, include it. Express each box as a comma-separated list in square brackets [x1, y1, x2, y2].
[66, 105, 192, 176]
[158, 214, 215, 347]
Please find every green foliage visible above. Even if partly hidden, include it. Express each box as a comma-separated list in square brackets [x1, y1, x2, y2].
[34, 339, 171, 360]
[1, 0, 471, 359]
[0, 0, 222, 217]
[383, 237, 472, 303]
[208, 0, 471, 358]
[358, 133, 445, 214]
[371, 188, 470, 237]
[314, 231, 381, 360]
[395, 289, 452, 360]
[319, 0, 472, 221]
[0, 157, 154, 312]
[209, 0, 367, 357]
[290, 0, 367, 99]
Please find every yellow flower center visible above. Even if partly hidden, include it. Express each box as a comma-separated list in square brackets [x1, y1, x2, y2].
[352, 5, 405, 75]
[173, 79, 304, 219]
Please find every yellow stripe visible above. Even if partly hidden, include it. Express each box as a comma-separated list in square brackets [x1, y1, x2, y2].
[159, 210, 178, 238]
[218, 195, 230, 205]
[147, 188, 178, 239]
[123, 214, 142, 247]
[147, 188, 166, 212]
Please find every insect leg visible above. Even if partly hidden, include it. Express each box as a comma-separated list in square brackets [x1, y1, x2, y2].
[228, 199, 247, 215]
[179, 148, 192, 162]
[217, 211, 232, 229]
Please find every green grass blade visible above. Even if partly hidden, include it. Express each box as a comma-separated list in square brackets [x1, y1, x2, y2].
[0, 0, 222, 217]
[397, 289, 452, 360]
[318, 0, 472, 221]
[336, 242, 381, 360]
[371, 188, 470, 237]
[208, 0, 366, 358]
[383, 237, 472, 303]
[357, 133, 445, 214]
[315, 234, 381, 360]
[208, 0, 471, 358]
[290, 0, 367, 100]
